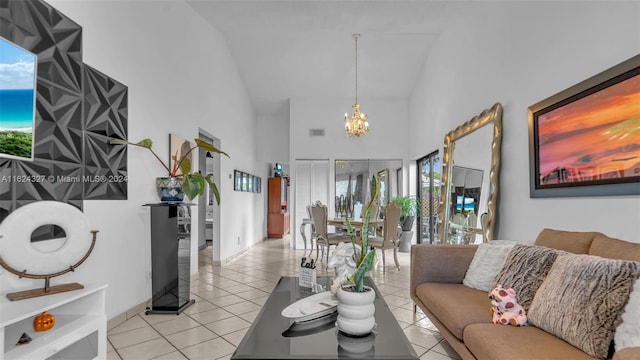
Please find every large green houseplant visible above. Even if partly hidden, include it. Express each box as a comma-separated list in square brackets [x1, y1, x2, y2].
[110, 137, 229, 203]
[393, 195, 420, 231]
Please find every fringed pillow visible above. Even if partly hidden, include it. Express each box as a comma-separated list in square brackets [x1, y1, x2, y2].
[528, 253, 639, 359]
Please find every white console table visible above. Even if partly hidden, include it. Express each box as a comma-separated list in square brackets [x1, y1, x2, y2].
[0, 283, 107, 360]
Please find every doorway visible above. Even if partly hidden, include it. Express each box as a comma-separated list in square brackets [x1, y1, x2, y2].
[416, 151, 440, 244]
[197, 130, 221, 258]
[293, 159, 329, 250]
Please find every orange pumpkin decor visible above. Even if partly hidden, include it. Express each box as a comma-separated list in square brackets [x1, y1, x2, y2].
[33, 311, 55, 332]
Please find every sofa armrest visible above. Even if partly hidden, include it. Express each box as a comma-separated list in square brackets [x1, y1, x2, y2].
[410, 244, 478, 299]
[613, 347, 640, 360]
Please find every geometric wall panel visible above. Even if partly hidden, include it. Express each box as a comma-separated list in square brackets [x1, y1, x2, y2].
[34, 84, 84, 162]
[83, 65, 128, 199]
[84, 65, 128, 138]
[0, 159, 12, 221]
[0, 0, 129, 222]
[84, 133, 127, 200]
[14, 160, 83, 205]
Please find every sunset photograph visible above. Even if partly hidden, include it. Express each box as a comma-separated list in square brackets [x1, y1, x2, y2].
[536, 72, 640, 187]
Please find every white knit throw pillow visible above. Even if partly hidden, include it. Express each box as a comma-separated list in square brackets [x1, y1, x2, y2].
[615, 277, 640, 351]
[462, 243, 514, 291]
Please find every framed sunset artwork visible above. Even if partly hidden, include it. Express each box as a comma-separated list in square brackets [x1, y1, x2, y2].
[528, 54, 640, 197]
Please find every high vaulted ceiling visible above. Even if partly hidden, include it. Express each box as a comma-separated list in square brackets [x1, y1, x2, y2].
[186, 0, 458, 118]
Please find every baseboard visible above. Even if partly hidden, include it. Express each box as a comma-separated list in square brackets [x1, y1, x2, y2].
[212, 237, 266, 265]
[107, 298, 150, 331]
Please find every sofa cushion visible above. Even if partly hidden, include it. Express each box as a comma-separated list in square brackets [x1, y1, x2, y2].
[414, 283, 490, 340]
[614, 347, 640, 360]
[463, 323, 595, 360]
[534, 228, 598, 254]
[528, 252, 639, 359]
[463, 243, 515, 291]
[589, 233, 640, 262]
[492, 244, 558, 311]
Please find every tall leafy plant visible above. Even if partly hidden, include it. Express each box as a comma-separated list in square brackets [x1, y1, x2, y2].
[344, 175, 380, 292]
[110, 137, 229, 203]
[393, 195, 420, 224]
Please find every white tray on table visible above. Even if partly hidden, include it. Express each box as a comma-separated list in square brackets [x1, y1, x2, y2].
[281, 291, 338, 323]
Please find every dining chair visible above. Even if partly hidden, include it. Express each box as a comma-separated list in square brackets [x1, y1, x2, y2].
[368, 201, 402, 273]
[309, 201, 351, 269]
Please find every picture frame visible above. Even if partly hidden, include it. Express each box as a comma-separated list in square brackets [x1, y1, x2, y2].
[241, 172, 248, 192]
[528, 54, 640, 198]
[234, 170, 241, 191]
[169, 134, 193, 176]
[233, 170, 260, 193]
[248, 175, 254, 192]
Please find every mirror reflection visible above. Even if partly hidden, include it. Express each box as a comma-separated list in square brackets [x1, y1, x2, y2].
[439, 103, 503, 244]
[31, 224, 67, 252]
[334, 159, 402, 219]
[448, 166, 483, 243]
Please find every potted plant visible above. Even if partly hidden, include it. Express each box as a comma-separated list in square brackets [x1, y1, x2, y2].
[110, 137, 229, 203]
[335, 175, 379, 336]
[393, 195, 420, 231]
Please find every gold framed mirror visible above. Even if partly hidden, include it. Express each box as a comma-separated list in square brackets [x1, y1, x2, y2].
[438, 103, 503, 243]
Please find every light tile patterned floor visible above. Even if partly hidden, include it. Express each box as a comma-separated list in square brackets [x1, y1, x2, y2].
[107, 238, 461, 360]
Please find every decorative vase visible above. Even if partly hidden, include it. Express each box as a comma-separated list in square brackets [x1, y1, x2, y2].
[335, 285, 376, 336]
[401, 216, 415, 232]
[156, 177, 185, 202]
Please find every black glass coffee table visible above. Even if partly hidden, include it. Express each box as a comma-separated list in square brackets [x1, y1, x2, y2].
[231, 276, 418, 359]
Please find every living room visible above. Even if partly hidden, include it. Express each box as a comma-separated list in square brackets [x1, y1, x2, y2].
[0, 1, 638, 359]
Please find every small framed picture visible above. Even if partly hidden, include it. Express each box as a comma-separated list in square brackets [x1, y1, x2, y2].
[241, 172, 248, 192]
[234, 170, 241, 191]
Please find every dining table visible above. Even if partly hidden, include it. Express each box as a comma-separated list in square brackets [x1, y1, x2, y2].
[328, 217, 384, 232]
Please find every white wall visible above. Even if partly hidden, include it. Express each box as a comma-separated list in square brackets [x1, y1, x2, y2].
[409, 2, 640, 243]
[0, 0, 266, 320]
[289, 97, 410, 247]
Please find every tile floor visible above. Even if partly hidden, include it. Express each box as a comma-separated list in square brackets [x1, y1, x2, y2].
[106, 237, 461, 360]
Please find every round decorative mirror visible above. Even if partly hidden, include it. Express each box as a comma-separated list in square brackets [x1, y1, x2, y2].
[0, 201, 98, 300]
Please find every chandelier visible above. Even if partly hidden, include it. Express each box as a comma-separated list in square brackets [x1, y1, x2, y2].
[344, 34, 368, 137]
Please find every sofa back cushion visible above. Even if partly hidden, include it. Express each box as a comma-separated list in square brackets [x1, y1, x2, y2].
[492, 244, 558, 311]
[528, 252, 639, 359]
[589, 233, 640, 262]
[534, 228, 598, 254]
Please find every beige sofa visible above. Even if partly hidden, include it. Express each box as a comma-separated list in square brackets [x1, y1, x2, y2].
[410, 229, 640, 360]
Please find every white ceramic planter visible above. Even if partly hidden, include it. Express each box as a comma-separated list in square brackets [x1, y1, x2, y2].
[336, 285, 376, 336]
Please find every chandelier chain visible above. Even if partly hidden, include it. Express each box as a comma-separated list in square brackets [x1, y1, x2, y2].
[355, 34, 358, 104]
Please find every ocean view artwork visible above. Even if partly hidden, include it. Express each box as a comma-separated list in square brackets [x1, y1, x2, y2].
[0, 37, 37, 161]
